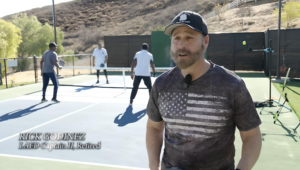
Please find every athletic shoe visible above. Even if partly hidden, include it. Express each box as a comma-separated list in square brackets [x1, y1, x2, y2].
[106, 80, 109, 84]
[51, 98, 60, 103]
[41, 98, 48, 102]
[96, 80, 99, 84]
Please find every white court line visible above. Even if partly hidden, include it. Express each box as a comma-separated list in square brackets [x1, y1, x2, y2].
[0, 154, 149, 170]
[0, 102, 101, 143]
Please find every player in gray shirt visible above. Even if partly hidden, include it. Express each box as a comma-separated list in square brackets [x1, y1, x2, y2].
[40, 42, 62, 103]
[146, 11, 262, 170]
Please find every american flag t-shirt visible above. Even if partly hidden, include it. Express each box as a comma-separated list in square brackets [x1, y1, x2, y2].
[158, 92, 231, 141]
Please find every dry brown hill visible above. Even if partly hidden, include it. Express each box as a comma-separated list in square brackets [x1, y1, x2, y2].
[2, 0, 298, 54]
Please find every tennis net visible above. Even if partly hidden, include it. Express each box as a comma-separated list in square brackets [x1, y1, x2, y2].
[51, 66, 173, 90]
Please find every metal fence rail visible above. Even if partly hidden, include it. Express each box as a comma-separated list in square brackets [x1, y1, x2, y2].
[0, 54, 93, 90]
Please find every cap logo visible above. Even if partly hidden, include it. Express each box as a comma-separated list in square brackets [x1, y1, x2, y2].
[179, 13, 190, 23]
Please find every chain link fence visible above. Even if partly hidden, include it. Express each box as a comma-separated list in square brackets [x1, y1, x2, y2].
[0, 54, 93, 90]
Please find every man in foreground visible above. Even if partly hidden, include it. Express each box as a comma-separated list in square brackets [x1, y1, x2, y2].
[146, 11, 262, 170]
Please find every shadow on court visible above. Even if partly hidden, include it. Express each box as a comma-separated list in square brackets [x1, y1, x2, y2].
[114, 106, 146, 127]
[0, 103, 56, 122]
[261, 118, 300, 142]
[75, 87, 94, 92]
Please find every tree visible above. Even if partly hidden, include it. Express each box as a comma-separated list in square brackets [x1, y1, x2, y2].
[10, 14, 64, 71]
[0, 19, 22, 77]
[0, 19, 22, 59]
[273, 1, 300, 28]
[11, 13, 64, 57]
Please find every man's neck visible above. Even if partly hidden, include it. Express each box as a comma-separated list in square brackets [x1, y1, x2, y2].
[98, 48, 102, 50]
[181, 58, 211, 81]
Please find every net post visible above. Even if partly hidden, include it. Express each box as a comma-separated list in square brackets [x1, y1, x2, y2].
[123, 67, 126, 91]
[73, 55, 75, 76]
[4, 59, 7, 88]
[33, 55, 38, 83]
[90, 55, 92, 74]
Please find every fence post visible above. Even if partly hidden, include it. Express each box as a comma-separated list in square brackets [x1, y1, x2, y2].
[0, 63, 2, 85]
[33, 55, 38, 83]
[90, 55, 92, 74]
[73, 55, 75, 76]
[4, 59, 7, 88]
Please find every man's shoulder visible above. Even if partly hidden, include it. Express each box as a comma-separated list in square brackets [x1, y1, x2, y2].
[147, 51, 153, 56]
[136, 50, 153, 57]
[154, 67, 179, 86]
[211, 62, 242, 84]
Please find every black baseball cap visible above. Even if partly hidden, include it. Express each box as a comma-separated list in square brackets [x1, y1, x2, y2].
[142, 43, 149, 50]
[49, 42, 58, 48]
[164, 11, 208, 36]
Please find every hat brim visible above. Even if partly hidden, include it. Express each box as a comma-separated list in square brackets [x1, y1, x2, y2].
[164, 23, 206, 36]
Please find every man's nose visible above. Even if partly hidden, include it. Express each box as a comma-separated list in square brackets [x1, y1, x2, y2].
[178, 40, 187, 50]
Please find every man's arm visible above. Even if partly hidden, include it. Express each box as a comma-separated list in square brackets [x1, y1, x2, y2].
[236, 126, 262, 170]
[146, 118, 164, 170]
[40, 58, 44, 76]
[93, 56, 95, 67]
[105, 55, 108, 64]
[131, 58, 137, 80]
[150, 60, 155, 77]
[53, 56, 62, 69]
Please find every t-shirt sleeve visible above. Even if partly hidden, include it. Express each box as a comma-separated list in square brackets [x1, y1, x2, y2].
[105, 49, 108, 56]
[53, 53, 58, 63]
[146, 82, 163, 122]
[133, 53, 137, 59]
[234, 79, 262, 131]
[150, 54, 154, 62]
[92, 49, 96, 57]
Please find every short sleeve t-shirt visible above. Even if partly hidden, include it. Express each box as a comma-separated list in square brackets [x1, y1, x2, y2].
[93, 48, 107, 67]
[146, 61, 261, 170]
[134, 50, 154, 76]
[42, 50, 58, 73]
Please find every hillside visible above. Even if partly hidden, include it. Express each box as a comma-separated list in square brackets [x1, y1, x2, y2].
[2, 0, 299, 54]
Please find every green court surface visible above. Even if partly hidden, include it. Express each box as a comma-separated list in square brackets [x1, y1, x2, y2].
[272, 81, 300, 120]
[0, 155, 145, 170]
[0, 73, 300, 170]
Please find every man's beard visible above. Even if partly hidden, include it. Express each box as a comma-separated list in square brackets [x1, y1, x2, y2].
[171, 44, 205, 69]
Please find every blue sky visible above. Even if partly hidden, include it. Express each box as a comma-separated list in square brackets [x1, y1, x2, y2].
[0, 0, 74, 18]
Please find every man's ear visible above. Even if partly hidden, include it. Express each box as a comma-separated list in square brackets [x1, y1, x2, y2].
[205, 35, 209, 45]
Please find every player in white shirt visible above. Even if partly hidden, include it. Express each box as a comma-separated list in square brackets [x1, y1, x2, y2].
[93, 42, 109, 84]
[130, 43, 155, 105]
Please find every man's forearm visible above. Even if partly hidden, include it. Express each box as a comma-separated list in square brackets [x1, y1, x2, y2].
[151, 65, 155, 74]
[146, 127, 163, 170]
[131, 62, 136, 74]
[54, 62, 60, 68]
[236, 136, 262, 170]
